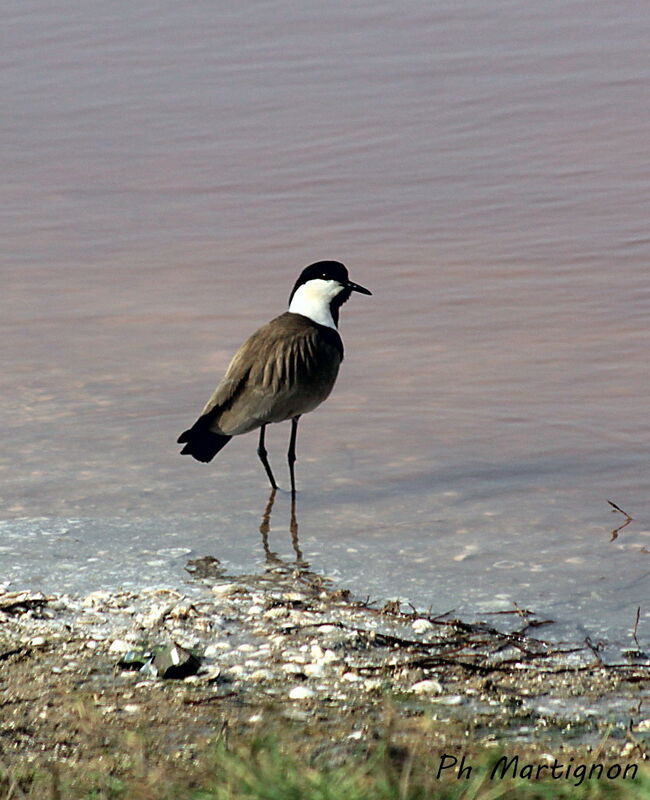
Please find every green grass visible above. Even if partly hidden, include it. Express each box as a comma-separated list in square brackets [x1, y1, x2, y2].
[2, 735, 648, 800]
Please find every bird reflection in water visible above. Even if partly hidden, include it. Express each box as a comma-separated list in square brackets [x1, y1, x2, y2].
[259, 488, 307, 568]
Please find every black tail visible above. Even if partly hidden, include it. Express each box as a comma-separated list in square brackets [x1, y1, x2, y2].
[177, 421, 232, 463]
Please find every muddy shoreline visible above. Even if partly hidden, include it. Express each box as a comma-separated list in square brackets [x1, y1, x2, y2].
[1, 559, 648, 768]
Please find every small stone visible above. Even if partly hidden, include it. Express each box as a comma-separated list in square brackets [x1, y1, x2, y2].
[249, 669, 274, 682]
[202, 666, 222, 683]
[123, 704, 141, 713]
[185, 556, 223, 579]
[434, 694, 465, 706]
[204, 642, 231, 657]
[108, 639, 131, 653]
[288, 686, 315, 700]
[412, 618, 434, 634]
[289, 611, 312, 625]
[282, 650, 307, 664]
[29, 636, 47, 647]
[211, 584, 242, 597]
[410, 679, 443, 695]
[283, 592, 307, 603]
[82, 591, 111, 608]
[263, 607, 289, 619]
[138, 605, 171, 628]
[168, 603, 195, 620]
[304, 663, 326, 678]
[281, 663, 304, 675]
[636, 719, 650, 732]
[342, 672, 360, 682]
[320, 649, 340, 663]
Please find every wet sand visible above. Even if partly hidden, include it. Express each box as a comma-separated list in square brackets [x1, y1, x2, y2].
[2, 560, 648, 772]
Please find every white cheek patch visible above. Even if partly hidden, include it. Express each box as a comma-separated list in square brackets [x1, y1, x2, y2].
[288, 279, 342, 329]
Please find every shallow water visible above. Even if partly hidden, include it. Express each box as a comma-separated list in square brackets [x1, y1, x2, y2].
[2, 1, 649, 650]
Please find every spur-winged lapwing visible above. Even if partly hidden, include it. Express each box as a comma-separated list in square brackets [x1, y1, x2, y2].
[177, 261, 371, 493]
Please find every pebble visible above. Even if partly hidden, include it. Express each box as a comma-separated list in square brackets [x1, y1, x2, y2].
[288, 686, 315, 700]
[434, 694, 465, 706]
[410, 679, 443, 695]
[304, 662, 326, 678]
[320, 649, 340, 663]
[289, 611, 312, 625]
[284, 593, 307, 603]
[211, 584, 241, 597]
[168, 603, 195, 620]
[138, 605, 171, 628]
[263, 607, 289, 619]
[282, 651, 307, 664]
[202, 666, 222, 683]
[281, 663, 304, 675]
[82, 591, 112, 608]
[412, 618, 434, 634]
[204, 642, 231, 656]
[249, 669, 274, 682]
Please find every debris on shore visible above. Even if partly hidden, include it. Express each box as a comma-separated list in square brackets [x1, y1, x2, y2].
[0, 559, 648, 764]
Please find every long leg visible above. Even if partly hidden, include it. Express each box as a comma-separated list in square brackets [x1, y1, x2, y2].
[287, 415, 301, 496]
[257, 425, 277, 490]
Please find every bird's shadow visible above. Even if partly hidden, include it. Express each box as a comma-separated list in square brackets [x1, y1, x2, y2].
[259, 487, 308, 569]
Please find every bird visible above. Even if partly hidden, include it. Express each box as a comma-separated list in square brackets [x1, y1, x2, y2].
[177, 260, 371, 494]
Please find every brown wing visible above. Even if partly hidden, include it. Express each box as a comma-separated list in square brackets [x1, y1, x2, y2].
[198, 331, 260, 417]
[200, 313, 343, 436]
